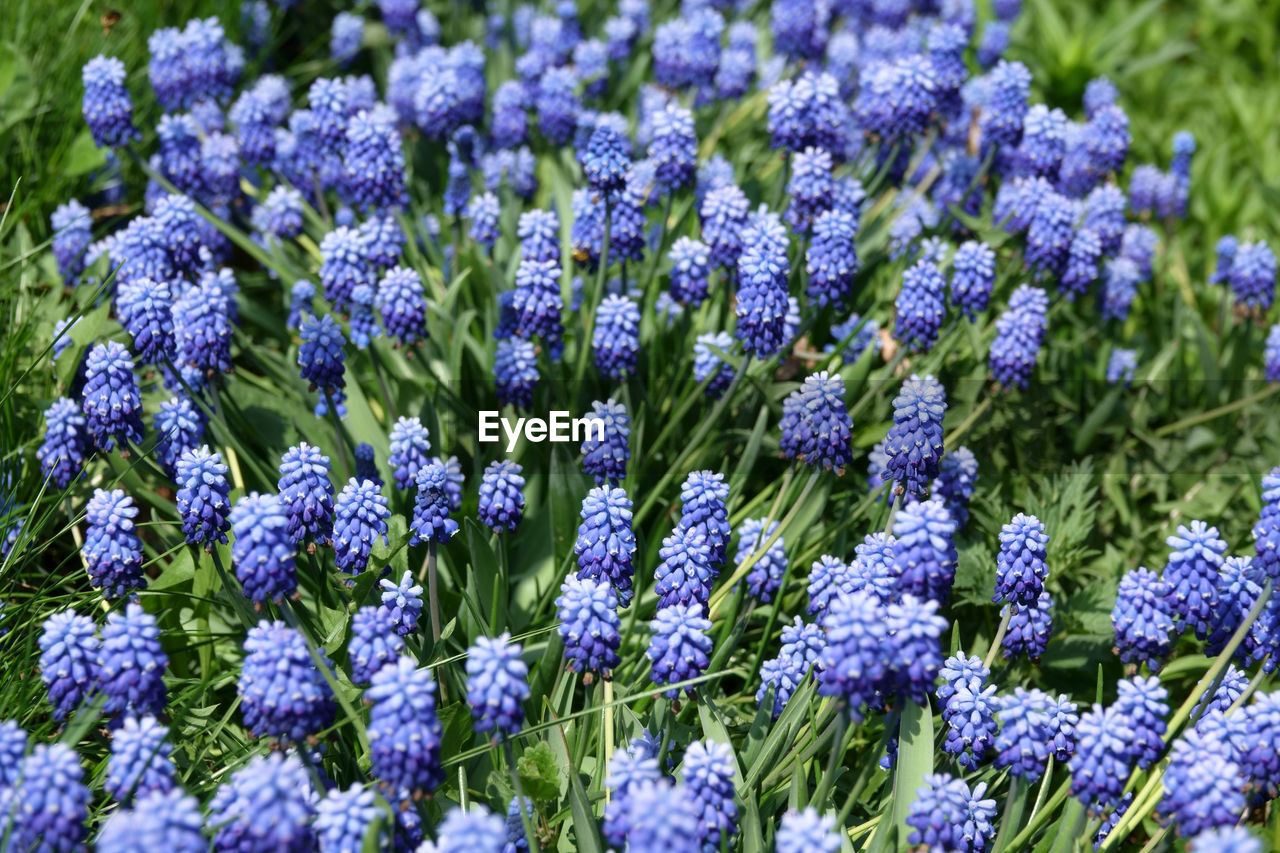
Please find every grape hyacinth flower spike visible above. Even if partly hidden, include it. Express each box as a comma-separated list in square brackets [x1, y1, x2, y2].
[479, 459, 526, 533]
[881, 374, 947, 502]
[84, 488, 145, 599]
[238, 619, 335, 743]
[778, 371, 853, 472]
[82, 341, 145, 453]
[557, 574, 622, 682]
[575, 485, 637, 606]
[379, 571, 423, 635]
[277, 442, 335, 549]
[466, 633, 531, 739]
[333, 477, 390, 576]
[229, 492, 297, 605]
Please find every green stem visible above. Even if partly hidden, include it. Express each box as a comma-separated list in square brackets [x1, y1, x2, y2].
[983, 607, 1013, 670]
[422, 541, 442, 644]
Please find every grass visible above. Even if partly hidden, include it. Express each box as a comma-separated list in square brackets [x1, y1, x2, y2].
[1, 0, 1279, 850]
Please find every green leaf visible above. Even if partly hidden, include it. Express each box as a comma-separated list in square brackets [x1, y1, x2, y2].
[61, 128, 108, 178]
[566, 766, 603, 853]
[892, 698, 935, 851]
[517, 741, 563, 803]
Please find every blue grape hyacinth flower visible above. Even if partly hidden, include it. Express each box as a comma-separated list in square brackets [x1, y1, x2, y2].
[51, 199, 93, 283]
[277, 443, 335, 548]
[817, 590, 886, 718]
[605, 745, 663, 846]
[778, 371, 854, 472]
[575, 486, 637, 606]
[229, 492, 297, 604]
[379, 571, 423, 635]
[701, 184, 750, 272]
[347, 607, 404, 686]
[648, 104, 697, 191]
[879, 374, 947, 500]
[990, 285, 1049, 390]
[1112, 567, 1177, 670]
[1115, 675, 1169, 770]
[367, 656, 443, 797]
[319, 225, 373, 311]
[735, 517, 787, 603]
[582, 398, 631, 486]
[83, 55, 140, 147]
[238, 619, 335, 743]
[39, 609, 101, 721]
[892, 497, 960, 605]
[884, 593, 951, 703]
[82, 341, 145, 452]
[777, 808, 842, 853]
[678, 470, 732, 567]
[655, 523, 716, 611]
[1069, 703, 1136, 812]
[176, 445, 232, 550]
[805, 208, 859, 309]
[388, 416, 432, 492]
[479, 460, 526, 533]
[208, 752, 316, 851]
[932, 448, 979, 527]
[38, 397, 90, 489]
[494, 337, 540, 410]
[466, 632, 531, 738]
[648, 603, 714, 698]
[994, 513, 1050, 606]
[316, 785, 388, 853]
[580, 125, 632, 198]
[734, 207, 791, 358]
[593, 295, 642, 380]
[950, 241, 995, 320]
[410, 459, 460, 546]
[557, 574, 622, 680]
[693, 332, 737, 399]
[84, 487, 145, 599]
[1165, 520, 1225, 640]
[106, 715, 175, 802]
[1158, 728, 1245, 838]
[333, 477, 390, 575]
[378, 266, 429, 347]
[994, 687, 1062, 781]
[1228, 241, 1277, 313]
[1002, 590, 1054, 662]
[99, 602, 168, 720]
[669, 236, 712, 307]
[906, 774, 997, 853]
[943, 682, 999, 771]
[298, 313, 348, 417]
[682, 739, 738, 851]
[153, 395, 204, 478]
[433, 804, 508, 853]
[0, 743, 92, 852]
[895, 260, 947, 353]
